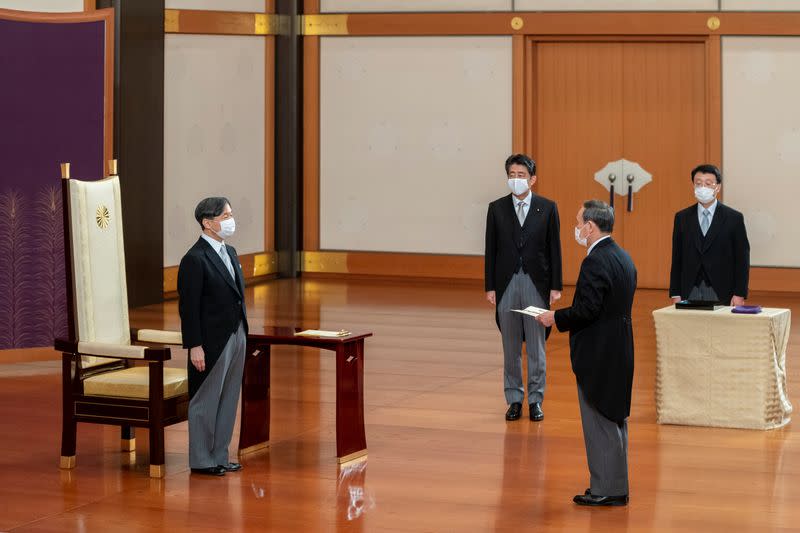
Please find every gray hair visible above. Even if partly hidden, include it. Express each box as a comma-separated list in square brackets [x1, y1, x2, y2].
[582, 199, 614, 233]
[194, 197, 230, 229]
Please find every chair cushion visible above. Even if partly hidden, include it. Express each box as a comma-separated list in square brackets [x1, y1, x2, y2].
[83, 367, 188, 399]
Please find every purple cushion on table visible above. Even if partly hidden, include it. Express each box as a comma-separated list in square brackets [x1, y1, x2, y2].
[732, 305, 762, 314]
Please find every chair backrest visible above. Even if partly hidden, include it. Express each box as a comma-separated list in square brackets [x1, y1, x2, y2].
[64, 175, 131, 366]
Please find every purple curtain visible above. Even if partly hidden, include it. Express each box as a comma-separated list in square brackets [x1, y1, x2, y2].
[0, 17, 106, 349]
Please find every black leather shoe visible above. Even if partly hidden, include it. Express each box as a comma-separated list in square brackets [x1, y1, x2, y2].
[219, 462, 242, 472]
[573, 493, 628, 506]
[191, 466, 226, 476]
[505, 402, 522, 421]
[529, 402, 544, 421]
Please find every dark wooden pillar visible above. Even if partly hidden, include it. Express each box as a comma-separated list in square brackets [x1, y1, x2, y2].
[97, 0, 165, 306]
[275, 0, 302, 278]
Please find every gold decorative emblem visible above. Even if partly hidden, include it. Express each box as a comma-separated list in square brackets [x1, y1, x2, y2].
[96, 205, 110, 229]
[511, 16, 524, 31]
[707, 16, 721, 31]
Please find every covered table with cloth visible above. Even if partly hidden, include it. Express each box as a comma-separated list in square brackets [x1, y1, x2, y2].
[653, 305, 792, 430]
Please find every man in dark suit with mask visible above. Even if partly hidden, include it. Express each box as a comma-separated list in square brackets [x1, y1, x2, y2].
[669, 163, 750, 306]
[178, 197, 249, 476]
[537, 200, 636, 506]
[485, 153, 563, 422]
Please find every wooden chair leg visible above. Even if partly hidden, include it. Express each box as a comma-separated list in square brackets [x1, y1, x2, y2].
[121, 425, 136, 451]
[60, 355, 76, 469]
[149, 363, 165, 478]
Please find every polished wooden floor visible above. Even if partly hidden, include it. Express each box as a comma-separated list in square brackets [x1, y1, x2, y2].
[0, 278, 798, 532]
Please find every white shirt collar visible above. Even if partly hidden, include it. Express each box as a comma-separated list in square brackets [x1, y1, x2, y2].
[587, 235, 611, 256]
[201, 232, 225, 254]
[514, 191, 532, 207]
[697, 199, 718, 217]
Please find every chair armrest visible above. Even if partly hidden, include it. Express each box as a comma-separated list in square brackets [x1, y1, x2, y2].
[55, 338, 171, 361]
[133, 328, 183, 346]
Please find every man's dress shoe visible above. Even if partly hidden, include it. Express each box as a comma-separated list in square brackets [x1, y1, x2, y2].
[191, 466, 226, 476]
[505, 402, 522, 421]
[219, 462, 242, 472]
[573, 493, 629, 506]
[529, 402, 544, 421]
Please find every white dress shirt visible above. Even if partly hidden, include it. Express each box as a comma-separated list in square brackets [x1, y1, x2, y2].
[587, 235, 611, 256]
[201, 232, 226, 256]
[514, 191, 532, 223]
[697, 199, 718, 227]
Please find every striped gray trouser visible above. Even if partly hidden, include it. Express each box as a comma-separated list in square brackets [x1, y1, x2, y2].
[577, 384, 629, 496]
[497, 270, 546, 405]
[188, 322, 246, 469]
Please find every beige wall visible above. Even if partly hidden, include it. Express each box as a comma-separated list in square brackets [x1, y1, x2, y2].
[515, 0, 717, 9]
[721, 0, 800, 10]
[321, 0, 511, 11]
[164, 34, 265, 266]
[0, 0, 82, 11]
[722, 37, 800, 268]
[322, 0, 728, 11]
[165, 0, 265, 11]
[319, 36, 512, 255]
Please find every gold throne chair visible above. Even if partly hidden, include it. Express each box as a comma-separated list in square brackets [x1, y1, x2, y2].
[55, 161, 189, 478]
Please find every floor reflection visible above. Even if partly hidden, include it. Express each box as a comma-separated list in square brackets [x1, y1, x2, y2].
[337, 458, 374, 527]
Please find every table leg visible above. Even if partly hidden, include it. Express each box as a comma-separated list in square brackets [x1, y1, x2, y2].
[335, 340, 367, 462]
[238, 342, 270, 456]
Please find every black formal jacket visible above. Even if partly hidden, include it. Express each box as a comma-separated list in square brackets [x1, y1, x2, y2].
[669, 202, 750, 304]
[178, 237, 249, 398]
[484, 193, 563, 329]
[554, 237, 636, 425]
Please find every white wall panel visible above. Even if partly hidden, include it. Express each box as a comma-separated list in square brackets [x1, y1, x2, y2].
[722, 0, 800, 10]
[165, 0, 265, 11]
[322, 0, 511, 12]
[164, 34, 264, 266]
[0, 0, 82, 11]
[320, 36, 512, 255]
[515, 0, 717, 9]
[723, 37, 800, 267]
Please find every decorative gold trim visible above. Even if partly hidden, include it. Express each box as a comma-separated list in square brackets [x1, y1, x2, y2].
[121, 437, 136, 452]
[511, 16, 524, 30]
[253, 252, 278, 277]
[60, 455, 76, 469]
[149, 464, 165, 478]
[255, 13, 281, 35]
[337, 449, 367, 465]
[302, 14, 348, 36]
[96, 205, 111, 229]
[238, 441, 269, 457]
[707, 16, 721, 31]
[60, 162, 71, 180]
[301, 251, 349, 274]
[108, 159, 118, 176]
[164, 9, 179, 33]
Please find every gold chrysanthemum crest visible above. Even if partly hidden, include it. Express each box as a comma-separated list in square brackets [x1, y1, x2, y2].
[96, 205, 110, 229]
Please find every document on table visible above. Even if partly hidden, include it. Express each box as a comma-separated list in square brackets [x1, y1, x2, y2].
[511, 306, 549, 318]
[294, 329, 351, 338]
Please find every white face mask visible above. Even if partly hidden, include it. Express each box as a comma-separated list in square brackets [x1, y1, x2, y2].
[507, 178, 530, 196]
[694, 186, 716, 204]
[215, 217, 236, 239]
[574, 225, 588, 247]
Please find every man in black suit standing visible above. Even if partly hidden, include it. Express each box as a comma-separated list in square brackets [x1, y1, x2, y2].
[178, 197, 249, 476]
[669, 164, 750, 305]
[485, 154, 563, 422]
[537, 200, 636, 507]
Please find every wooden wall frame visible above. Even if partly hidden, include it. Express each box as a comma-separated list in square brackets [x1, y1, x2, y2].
[153, 7, 800, 291]
[298, 10, 800, 291]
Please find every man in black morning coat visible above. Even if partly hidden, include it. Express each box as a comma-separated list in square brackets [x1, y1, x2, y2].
[537, 200, 636, 507]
